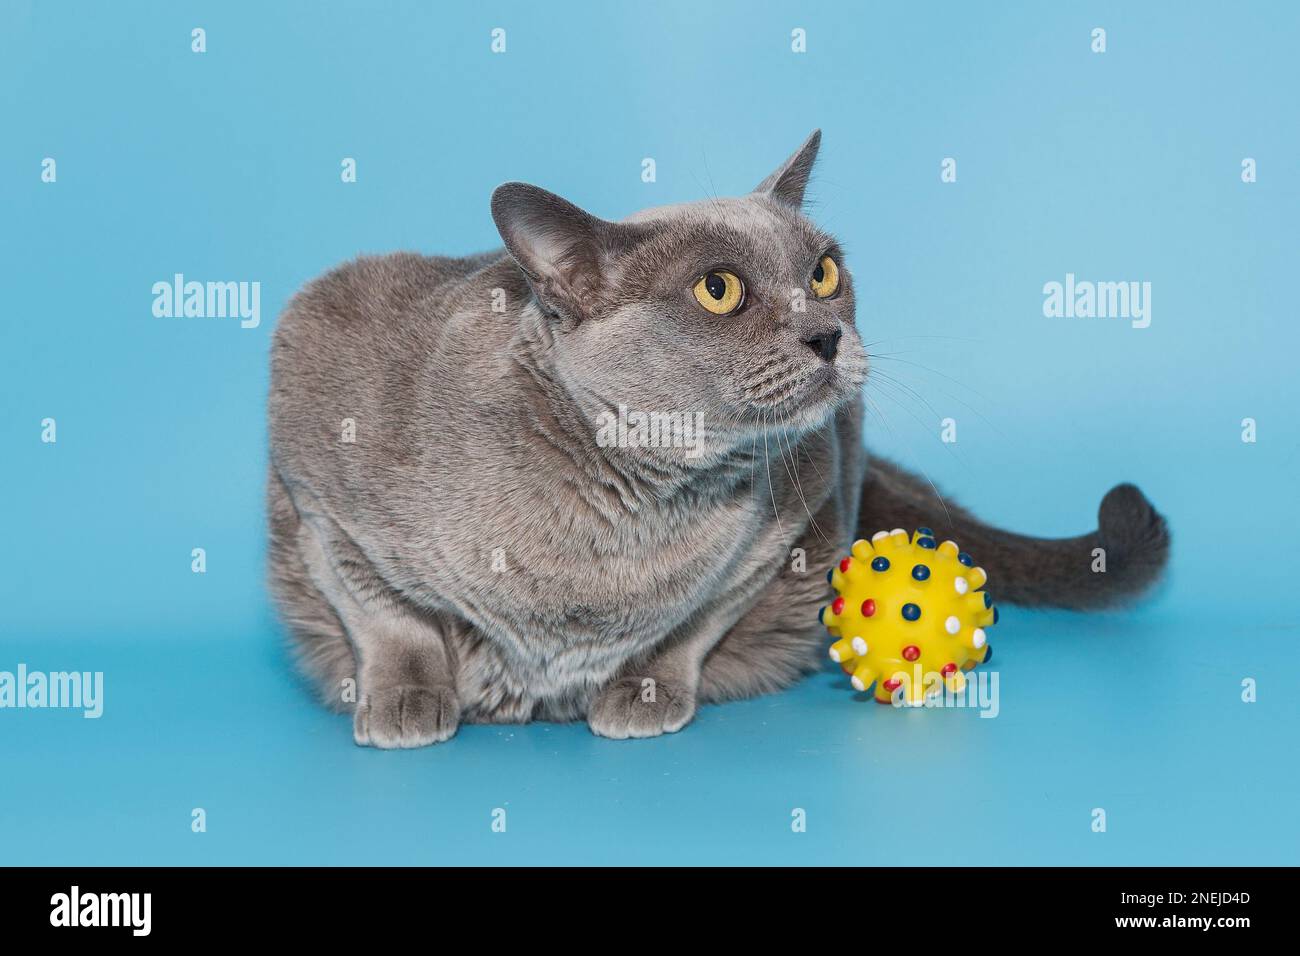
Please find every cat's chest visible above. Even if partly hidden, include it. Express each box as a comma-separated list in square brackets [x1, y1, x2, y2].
[463, 488, 789, 659]
[553, 493, 772, 609]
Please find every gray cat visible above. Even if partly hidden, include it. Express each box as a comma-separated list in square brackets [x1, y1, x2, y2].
[267, 131, 1169, 747]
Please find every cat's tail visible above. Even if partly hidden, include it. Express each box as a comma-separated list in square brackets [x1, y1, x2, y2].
[857, 457, 1170, 610]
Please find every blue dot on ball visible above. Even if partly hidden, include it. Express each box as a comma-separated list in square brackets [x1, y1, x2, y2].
[917, 537, 937, 550]
[818, 606, 825, 624]
[983, 645, 993, 664]
[917, 527, 934, 536]
[993, 607, 1000, 624]
[826, 568, 833, 584]
[901, 603, 921, 621]
[983, 592, 993, 608]
[958, 552, 974, 567]
[871, 557, 890, 572]
[911, 564, 930, 581]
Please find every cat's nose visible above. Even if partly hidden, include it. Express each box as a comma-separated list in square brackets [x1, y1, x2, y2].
[803, 329, 841, 363]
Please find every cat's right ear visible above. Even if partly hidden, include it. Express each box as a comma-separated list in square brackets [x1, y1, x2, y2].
[754, 129, 822, 209]
[491, 183, 629, 326]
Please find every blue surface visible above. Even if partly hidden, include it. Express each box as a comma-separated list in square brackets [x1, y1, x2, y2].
[2, 1, 1298, 865]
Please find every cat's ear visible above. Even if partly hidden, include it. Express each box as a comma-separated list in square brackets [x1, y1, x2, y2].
[754, 129, 821, 208]
[491, 182, 633, 325]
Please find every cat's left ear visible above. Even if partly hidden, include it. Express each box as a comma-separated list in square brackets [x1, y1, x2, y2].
[754, 129, 821, 208]
[491, 182, 637, 326]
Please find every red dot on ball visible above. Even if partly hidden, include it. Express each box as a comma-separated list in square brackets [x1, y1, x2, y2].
[902, 645, 921, 662]
[941, 662, 957, 676]
[839, 557, 851, 573]
[883, 677, 902, 691]
[831, 596, 845, 615]
[861, 599, 876, 617]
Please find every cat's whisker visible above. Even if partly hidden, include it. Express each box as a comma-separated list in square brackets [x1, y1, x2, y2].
[863, 380, 967, 527]
[860, 391, 956, 533]
[776, 423, 827, 543]
[867, 368, 964, 438]
[868, 353, 997, 407]
[868, 362, 1009, 443]
[862, 334, 984, 347]
[760, 410, 785, 537]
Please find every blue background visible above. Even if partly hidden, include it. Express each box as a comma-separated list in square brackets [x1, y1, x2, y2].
[3, 0, 1297, 865]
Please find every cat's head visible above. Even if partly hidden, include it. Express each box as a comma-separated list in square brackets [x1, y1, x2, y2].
[491, 131, 866, 463]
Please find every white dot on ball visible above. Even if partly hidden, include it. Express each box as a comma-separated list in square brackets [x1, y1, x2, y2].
[973, 628, 987, 649]
[829, 648, 842, 662]
[945, 616, 960, 634]
[851, 637, 868, 655]
[954, 577, 968, 595]
[851, 676, 865, 691]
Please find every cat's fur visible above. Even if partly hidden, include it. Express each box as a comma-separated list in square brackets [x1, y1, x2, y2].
[267, 131, 1170, 747]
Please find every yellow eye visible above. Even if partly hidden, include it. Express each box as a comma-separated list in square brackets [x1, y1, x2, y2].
[810, 255, 840, 298]
[692, 270, 745, 315]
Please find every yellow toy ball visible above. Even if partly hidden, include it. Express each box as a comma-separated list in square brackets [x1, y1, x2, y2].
[820, 527, 997, 706]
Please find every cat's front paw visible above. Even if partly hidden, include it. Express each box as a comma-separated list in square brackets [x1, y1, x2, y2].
[353, 684, 460, 749]
[588, 676, 696, 740]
